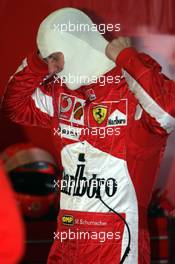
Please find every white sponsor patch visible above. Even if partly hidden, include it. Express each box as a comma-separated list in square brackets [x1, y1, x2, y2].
[59, 93, 85, 125]
[59, 123, 81, 140]
[107, 99, 128, 127]
[108, 109, 127, 126]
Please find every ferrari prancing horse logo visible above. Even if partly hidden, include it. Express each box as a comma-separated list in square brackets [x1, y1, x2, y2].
[92, 106, 107, 124]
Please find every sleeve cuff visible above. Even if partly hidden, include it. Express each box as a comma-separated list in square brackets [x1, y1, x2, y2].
[116, 47, 138, 68]
[27, 51, 48, 75]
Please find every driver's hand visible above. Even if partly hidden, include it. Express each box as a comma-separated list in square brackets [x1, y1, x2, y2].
[106, 37, 131, 62]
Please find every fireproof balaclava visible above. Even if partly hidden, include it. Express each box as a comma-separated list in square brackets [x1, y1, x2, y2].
[37, 8, 115, 90]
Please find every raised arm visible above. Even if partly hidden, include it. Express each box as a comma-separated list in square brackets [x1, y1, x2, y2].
[2, 51, 64, 128]
[106, 37, 175, 135]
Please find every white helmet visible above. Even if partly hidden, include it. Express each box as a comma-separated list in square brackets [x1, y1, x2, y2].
[37, 8, 115, 90]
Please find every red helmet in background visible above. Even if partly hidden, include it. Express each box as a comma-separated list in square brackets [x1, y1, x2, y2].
[1, 143, 59, 219]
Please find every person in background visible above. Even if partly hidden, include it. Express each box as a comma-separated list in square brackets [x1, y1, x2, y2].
[0, 159, 25, 263]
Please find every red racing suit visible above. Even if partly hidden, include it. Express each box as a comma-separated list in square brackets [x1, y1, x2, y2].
[3, 48, 175, 263]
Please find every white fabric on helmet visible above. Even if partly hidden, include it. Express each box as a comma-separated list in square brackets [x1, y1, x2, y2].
[37, 8, 115, 90]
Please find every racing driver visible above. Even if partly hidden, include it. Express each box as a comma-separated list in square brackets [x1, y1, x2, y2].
[3, 7, 175, 264]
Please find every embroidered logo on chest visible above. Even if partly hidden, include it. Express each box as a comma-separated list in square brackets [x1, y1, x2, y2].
[59, 93, 85, 125]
